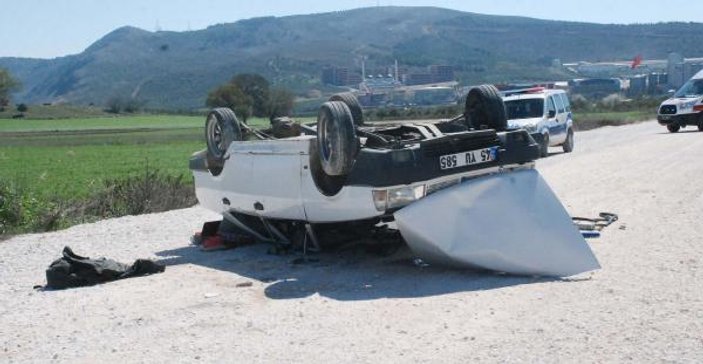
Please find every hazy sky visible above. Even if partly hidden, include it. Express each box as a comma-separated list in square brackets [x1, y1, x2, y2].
[1, 0, 701, 59]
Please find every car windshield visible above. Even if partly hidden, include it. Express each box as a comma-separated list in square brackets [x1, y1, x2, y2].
[674, 79, 703, 98]
[505, 99, 544, 119]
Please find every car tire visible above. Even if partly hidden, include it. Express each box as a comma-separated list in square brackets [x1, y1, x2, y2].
[317, 101, 359, 176]
[667, 124, 680, 133]
[464, 84, 507, 131]
[309, 142, 347, 197]
[562, 129, 574, 153]
[540, 133, 550, 157]
[698, 119, 703, 132]
[205, 108, 243, 160]
[329, 93, 364, 126]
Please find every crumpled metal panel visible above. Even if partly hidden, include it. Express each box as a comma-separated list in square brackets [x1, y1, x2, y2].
[395, 169, 600, 277]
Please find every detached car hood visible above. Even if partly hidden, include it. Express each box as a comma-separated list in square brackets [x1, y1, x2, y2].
[395, 169, 600, 277]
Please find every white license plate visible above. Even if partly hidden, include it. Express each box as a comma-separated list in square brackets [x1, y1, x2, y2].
[439, 147, 497, 170]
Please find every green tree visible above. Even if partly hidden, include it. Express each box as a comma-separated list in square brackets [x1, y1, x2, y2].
[0, 68, 21, 108]
[267, 87, 295, 119]
[206, 73, 296, 121]
[206, 83, 252, 122]
[105, 96, 145, 114]
[230, 74, 270, 117]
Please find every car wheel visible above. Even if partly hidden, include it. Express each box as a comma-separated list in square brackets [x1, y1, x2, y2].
[317, 101, 359, 176]
[540, 134, 550, 157]
[309, 141, 347, 197]
[667, 124, 680, 133]
[562, 129, 574, 153]
[698, 119, 703, 132]
[464, 84, 507, 131]
[329, 93, 364, 126]
[205, 108, 242, 160]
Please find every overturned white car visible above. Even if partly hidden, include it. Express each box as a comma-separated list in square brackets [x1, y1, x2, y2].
[189, 85, 600, 277]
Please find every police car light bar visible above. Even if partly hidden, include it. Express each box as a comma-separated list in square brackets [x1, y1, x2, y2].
[500, 86, 546, 97]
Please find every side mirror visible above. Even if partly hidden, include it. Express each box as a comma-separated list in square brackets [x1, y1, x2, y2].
[667, 89, 676, 96]
[548, 110, 556, 118]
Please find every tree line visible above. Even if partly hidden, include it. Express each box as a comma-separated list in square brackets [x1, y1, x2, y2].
[0, 68, 21, 111]
[2, 67, 294, 119]
[206, 73, 294, 122]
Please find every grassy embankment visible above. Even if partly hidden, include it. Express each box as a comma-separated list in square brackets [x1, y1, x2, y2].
[572, 110, 655, 131]
[0, 113, 293, 235]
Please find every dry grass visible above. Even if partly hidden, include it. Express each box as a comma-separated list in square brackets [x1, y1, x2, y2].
[0, 166, 196, 236]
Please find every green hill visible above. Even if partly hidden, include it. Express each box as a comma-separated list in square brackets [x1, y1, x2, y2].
[2, 6, 703, 109]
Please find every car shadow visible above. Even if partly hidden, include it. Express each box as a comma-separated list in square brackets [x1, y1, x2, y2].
[155, 242, 576, 301]
[540, 150, 564, 158]
[656, 130, 702, 135]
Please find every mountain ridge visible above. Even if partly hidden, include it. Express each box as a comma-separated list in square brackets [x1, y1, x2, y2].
[2, 6, 703, 109]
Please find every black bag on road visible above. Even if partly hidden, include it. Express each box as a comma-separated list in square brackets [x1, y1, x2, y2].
[45, 246, 165, 289]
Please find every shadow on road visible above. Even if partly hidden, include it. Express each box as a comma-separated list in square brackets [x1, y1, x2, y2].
[656, 129, 702, 135]
[155, 242, 570, 301]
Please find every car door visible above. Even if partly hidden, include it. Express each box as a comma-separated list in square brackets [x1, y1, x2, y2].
[549, 95, 567, 144]
[560, 92, 573, 131]
[545, 96, 558, 145]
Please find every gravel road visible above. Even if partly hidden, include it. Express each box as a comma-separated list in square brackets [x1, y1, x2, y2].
[1, 121, 702, 363]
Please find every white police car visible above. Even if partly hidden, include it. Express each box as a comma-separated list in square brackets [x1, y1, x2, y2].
[502, 87, 574, 157]
[657, 69, 703, 133]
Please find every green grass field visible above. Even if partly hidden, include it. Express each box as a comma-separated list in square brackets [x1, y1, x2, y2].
[0, 114, 316, 200]
[0, 115, 210, 200]
[0, 104, 113, 120]
[1, 138, 203, 200]
[0, 115, 203, 132]
[0, 114, 287, 132]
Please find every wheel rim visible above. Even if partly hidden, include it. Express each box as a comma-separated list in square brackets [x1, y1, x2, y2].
[320, 111, 332, 162]
[316, 101, 358, 177]
[206, 114, 220, 157]
[214, 121, 223, 151]
[207, 113, 231, 158]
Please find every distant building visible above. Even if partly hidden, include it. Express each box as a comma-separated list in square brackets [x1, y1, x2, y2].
[647, 73, 667, 94]
[321, 66, 361, 86]
[403, 65, 455, 85]
[627, 75, 647, 96]
[361, 75, 401, 93]
[569, 78, 622, 98]
[346, 73, 362, 85]
[429, 65, 454, 83]
[403, 73, 434, 86]
[667, 52, 703, 88]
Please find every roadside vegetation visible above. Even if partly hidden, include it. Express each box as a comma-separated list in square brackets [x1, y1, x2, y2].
[0, 167, 196, 236]
[569, 94, 664, 130]
[0, 87, 664, 237]
[0, 117, 203, 236]
[364, 93, 662, 130]
[0, 111, 309, 237]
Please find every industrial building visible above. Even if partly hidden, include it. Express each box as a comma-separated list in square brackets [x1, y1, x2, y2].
[667, 53, 703, 89]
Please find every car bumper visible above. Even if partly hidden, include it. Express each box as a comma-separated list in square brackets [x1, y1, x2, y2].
[657, 113, 701, 126]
